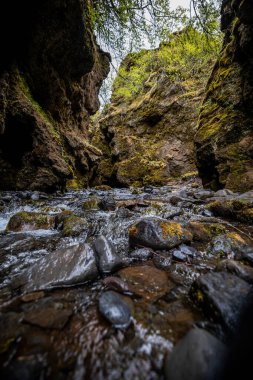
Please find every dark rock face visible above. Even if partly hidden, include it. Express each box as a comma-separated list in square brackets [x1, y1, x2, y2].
[0, 0, 110, 191]
[190, 272, 252, 333]
[164, 328, 226, 380]
[195, 0, 253, 191]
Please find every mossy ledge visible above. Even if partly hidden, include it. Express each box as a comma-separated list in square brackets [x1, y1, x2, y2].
[194, 0, 253, 191]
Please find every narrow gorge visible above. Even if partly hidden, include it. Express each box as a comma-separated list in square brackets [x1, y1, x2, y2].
[0, 1, 252, 379]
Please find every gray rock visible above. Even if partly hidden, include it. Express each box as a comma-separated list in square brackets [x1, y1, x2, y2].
[214, 189, 234, 197]
[207, 233, 249, 259]
[171, 244, 197, 262]
[98, 291, 132, 329]
[94, 235, 125, 274]
[216, 259, 253, 284]
[164, 328, 226, 380]
[190, 272, 252, 333]
[17, 243, 98, 292]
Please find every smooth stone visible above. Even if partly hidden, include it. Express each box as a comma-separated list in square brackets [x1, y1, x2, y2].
[16, 243, 98, 292]
[98, 291, 132, 329]
[216, 260, 253, 284]
[129, 217, 192, 250]
[190, 272, 252, 333]
[23, 302, 72, 329]
[118, 265, 171, 301]
[94, 235, 125, 274]
[164, 328, 226, 380]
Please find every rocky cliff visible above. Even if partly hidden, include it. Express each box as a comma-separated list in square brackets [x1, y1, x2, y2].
[91, 29, 219, 187]
[0, 0, 110, 191]
[195, 0, 253, 191]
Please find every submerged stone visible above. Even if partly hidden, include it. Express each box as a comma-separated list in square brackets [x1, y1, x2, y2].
[98, 291, 132, 329]
[129, 217, 192, 250]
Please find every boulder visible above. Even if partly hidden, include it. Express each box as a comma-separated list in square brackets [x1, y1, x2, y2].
[129, 217, 192, 250]
[6, 212, 55, 232]
[93, 235, 125, 274]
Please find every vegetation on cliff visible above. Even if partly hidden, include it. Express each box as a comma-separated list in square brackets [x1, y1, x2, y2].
[91, 28, 221, 187]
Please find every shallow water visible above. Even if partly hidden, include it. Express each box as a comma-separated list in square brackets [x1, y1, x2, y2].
[0, 184, 252, 379]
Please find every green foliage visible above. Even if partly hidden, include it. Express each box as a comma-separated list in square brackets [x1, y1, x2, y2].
[112, 28, 221, 103]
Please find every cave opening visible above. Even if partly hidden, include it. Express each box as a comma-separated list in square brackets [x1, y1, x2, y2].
[0, 115, 34, 168]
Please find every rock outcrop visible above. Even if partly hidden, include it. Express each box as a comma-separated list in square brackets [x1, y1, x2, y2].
[0, 0, 110, 191]
[91, 29, 218, 187]
[195, 0, 253, 191]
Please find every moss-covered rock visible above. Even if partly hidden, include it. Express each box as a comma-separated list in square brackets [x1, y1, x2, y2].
[6, 212, 55, 232]
[187, 221, 227, 243]
[195, 0, 253, 191]
[91, 29, 219, 187]
[82, 198, 100, 210]
[62, 216, 89, 237]
[207, 198, 253, 222]
[129, 217, 192, 250]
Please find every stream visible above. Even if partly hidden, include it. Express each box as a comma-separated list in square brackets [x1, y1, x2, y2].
[0, 182, 253, 379]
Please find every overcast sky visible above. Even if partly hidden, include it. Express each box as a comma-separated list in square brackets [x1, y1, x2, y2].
[170, 0, 191, 9]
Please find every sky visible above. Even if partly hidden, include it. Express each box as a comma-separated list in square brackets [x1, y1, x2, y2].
[170, 0, 191, 10]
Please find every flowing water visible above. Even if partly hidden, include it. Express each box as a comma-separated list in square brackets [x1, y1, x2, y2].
[0, 183, 252, 379]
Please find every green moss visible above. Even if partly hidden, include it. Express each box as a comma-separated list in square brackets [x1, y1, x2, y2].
[82, 198, 99, 210]
[62, 216, 89, 237]
[6, 211, 55, 232]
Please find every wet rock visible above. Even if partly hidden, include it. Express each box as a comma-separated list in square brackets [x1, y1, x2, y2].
[194, 190, 214, 200]
[99, 196, 116, 211]
[129, 217, 192, 250]
[17, 243, 98, 292]
[163, 285, 188, 303]
[171, 244, 197, 262]
[187, 221, 226, 243]
[82, 198, 100, 210]
[129, 248, 153, 260]
[169, 196, 182, 206]
[23, 301, 72, 329]
[98, 291, 132, 329]
[216, 260, 253, 284]
[6, 212, 55, 232]
[207, 199, 253, 223]
[215, 189, 234, 197]
[62, 215, 89, 237]
[144, 185, 154, 193]
[0, 233, 60, 255]
[153, 251, 172, 269]
[164, 328, 226, 380]
[102, 276, 130, 294]
[118, 265, 171, 301]
[190, 272, 252, 333]
[207, 232, 249, 259]
[239, 249, 253, 266]
[94, 235, 125, 274]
